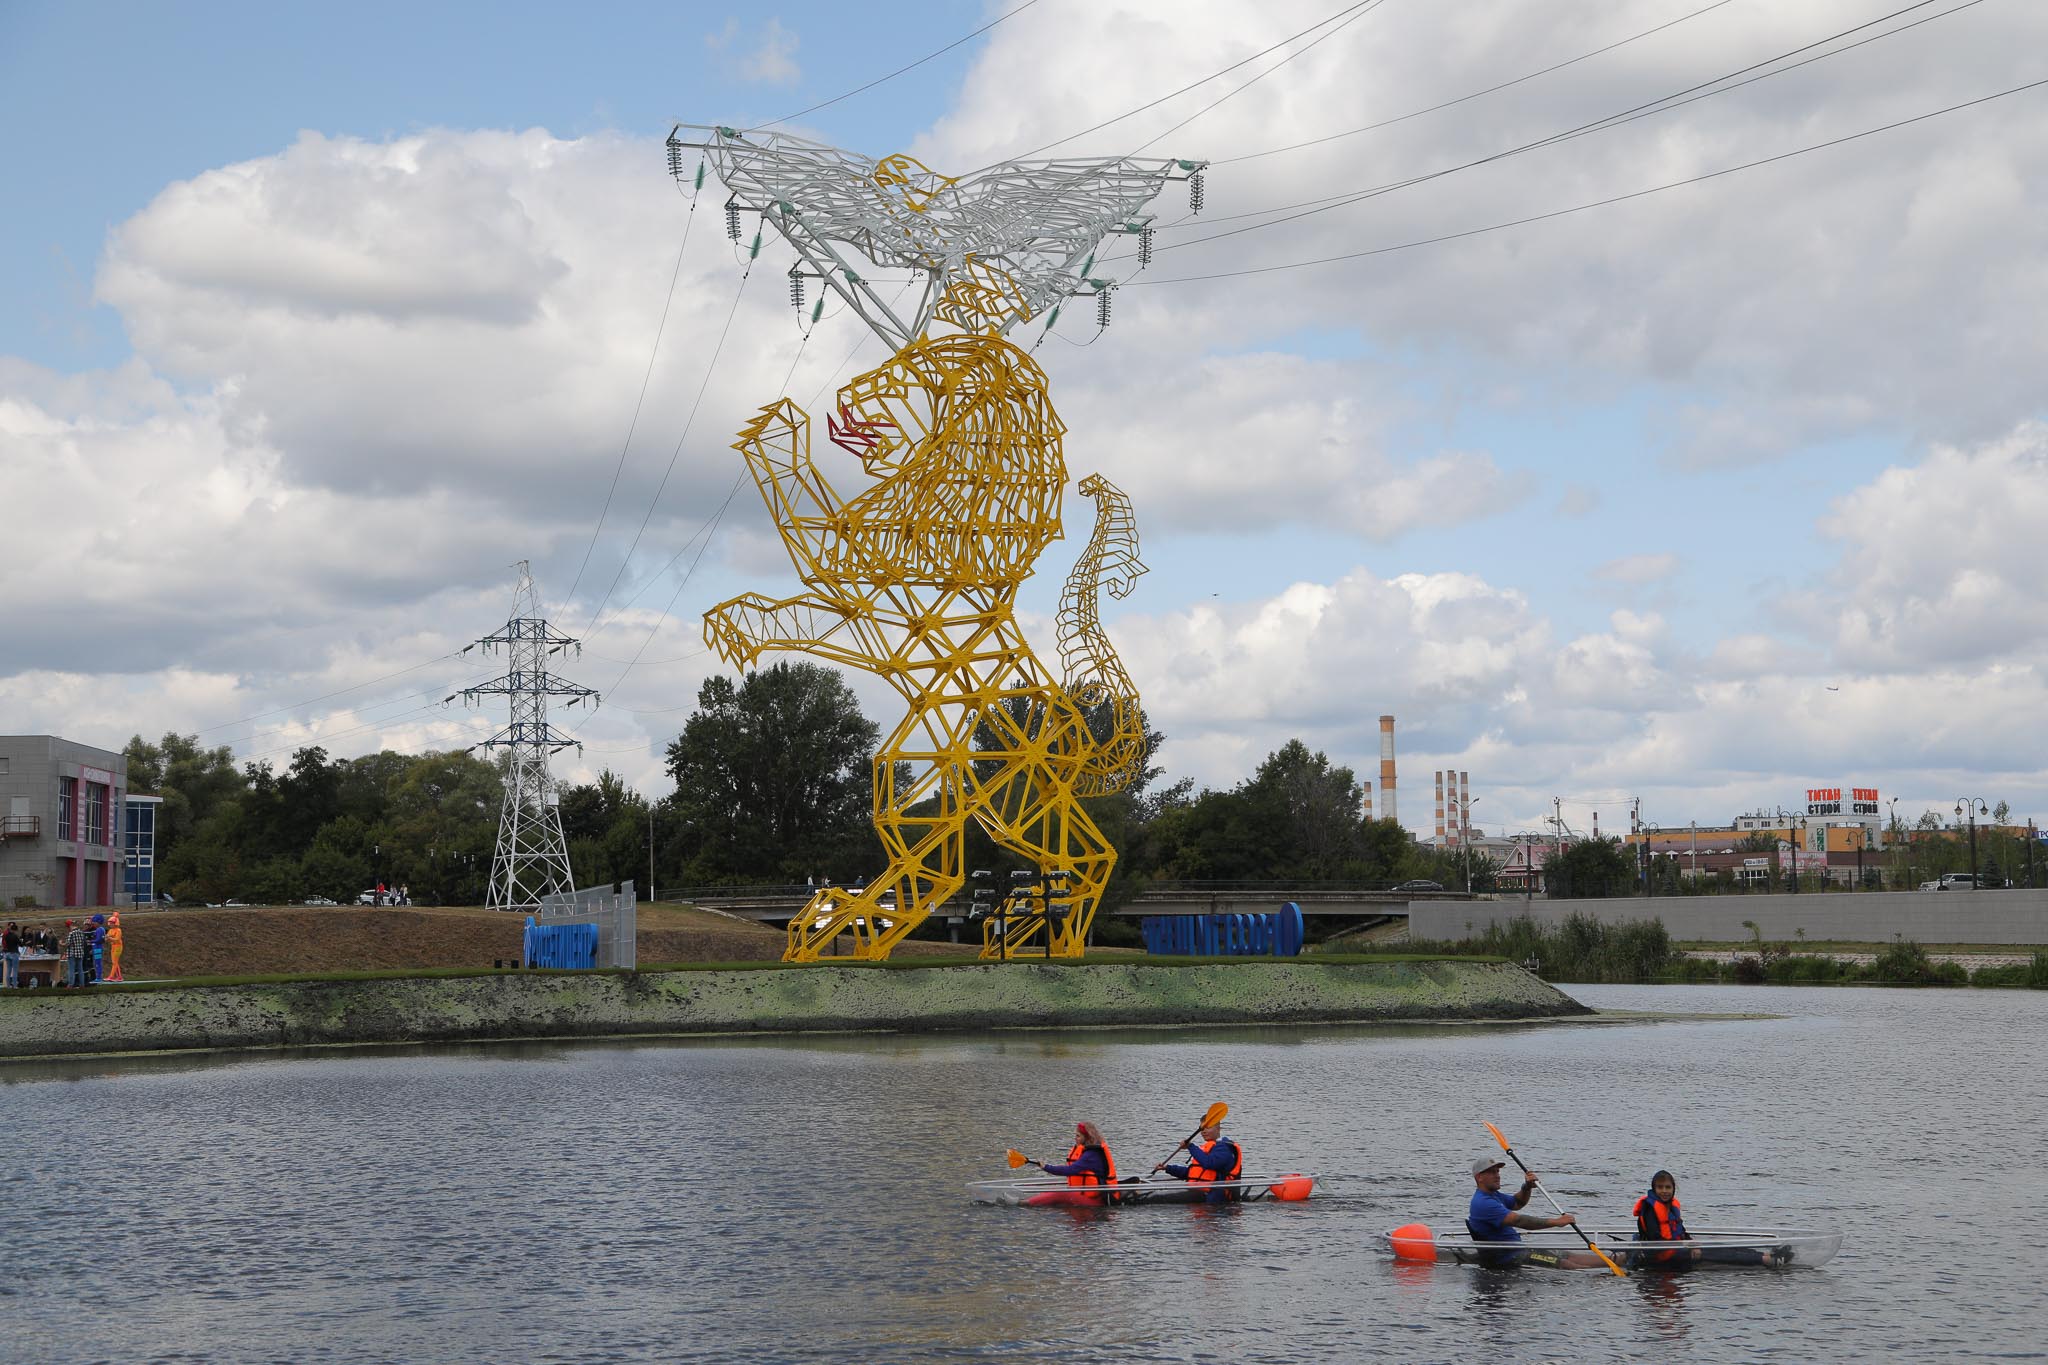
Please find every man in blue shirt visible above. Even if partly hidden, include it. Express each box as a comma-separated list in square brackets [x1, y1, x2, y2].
[1468, 1156, 1600, 1269]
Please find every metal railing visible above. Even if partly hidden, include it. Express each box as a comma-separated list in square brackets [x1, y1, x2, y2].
[0, 815, 39, 839]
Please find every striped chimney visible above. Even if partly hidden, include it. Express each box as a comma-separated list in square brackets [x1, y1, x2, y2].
[1434, 771, 1445, 842]
[1379, 716, 1398, 826]
[1362, 782, 1373, 820]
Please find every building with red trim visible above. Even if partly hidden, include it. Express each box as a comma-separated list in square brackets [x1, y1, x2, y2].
[0, 736, 131, 908]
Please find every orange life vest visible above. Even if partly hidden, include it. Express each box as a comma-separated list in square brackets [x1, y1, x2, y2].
[1633, 1192, 1686, 1262]
[1064, 1141, 1117, 1198]
[1186, 1138, 1242, 1192]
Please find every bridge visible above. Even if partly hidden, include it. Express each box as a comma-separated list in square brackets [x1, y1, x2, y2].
[662, 881, 1472, 926]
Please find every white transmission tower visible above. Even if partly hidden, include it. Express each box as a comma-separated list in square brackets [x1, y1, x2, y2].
[462, 561, 600, 911]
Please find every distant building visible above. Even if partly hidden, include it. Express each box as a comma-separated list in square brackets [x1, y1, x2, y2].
[0, 735, 131, 909]
[124, 793, 164, 906]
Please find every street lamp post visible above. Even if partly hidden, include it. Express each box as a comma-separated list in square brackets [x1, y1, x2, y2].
[1463, 798, 1481, 892]
[1956, 798, 1987, 889]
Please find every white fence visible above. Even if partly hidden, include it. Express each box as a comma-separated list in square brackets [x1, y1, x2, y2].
[536, 880, 639, 970]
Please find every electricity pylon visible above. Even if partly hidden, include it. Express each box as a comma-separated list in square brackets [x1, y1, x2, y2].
[461, 561, 599, 911]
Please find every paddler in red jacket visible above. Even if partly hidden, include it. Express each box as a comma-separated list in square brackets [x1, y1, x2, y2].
[1039, 1122, 1118, 1201]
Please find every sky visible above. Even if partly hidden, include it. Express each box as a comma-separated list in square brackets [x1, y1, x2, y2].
[3, 0, 2045, 840]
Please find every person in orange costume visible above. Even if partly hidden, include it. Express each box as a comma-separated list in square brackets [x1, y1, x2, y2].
[104, 912, 124, 982]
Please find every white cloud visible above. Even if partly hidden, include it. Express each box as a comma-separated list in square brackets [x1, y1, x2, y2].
[1591, 552, 1678, 585]
[706, 17, 801, 86]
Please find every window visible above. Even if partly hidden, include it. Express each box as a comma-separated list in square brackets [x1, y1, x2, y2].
[85, 782, 108, 846]
[58, 777, 76, 841]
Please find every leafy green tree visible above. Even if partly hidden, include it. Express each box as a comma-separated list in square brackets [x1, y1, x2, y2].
[663, 662, 881, 882]
[124, 732, 246, 870]
[1546, 837, 1636, 899]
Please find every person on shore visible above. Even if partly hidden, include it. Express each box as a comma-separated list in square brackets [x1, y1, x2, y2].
[1468, 1156, 1602, 1269]
[1632, 1170, 1781, 1267]
[1, 922, 19, 987]
[1038, 1122, 1118, 1203]
[104, 912, 125, 982]
[90, 914, 107, 983]
[1153, 1117, 1242, 1202]
[62, 919, 90, 988]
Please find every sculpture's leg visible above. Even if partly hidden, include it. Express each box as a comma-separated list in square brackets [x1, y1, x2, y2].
[970, 695, 1117, 959]
[782, 703, 970, 962]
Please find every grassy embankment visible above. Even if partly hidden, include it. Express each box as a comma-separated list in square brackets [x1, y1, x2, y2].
[1388, 912, 2048, 988]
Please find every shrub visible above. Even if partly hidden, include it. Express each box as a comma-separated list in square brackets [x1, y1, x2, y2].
[1869, 935, 1940, 985]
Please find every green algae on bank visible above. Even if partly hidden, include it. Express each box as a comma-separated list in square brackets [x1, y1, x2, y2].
[0, 958, 1586, 1060]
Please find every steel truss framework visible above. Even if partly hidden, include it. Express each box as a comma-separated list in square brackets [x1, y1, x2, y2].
[462, 562, 599, 912]
[676, 127, 1194, 961]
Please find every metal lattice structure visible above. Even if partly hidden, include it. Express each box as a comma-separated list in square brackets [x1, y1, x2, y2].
[461, 561, 600, 912]
[675, 127, 1195, 961]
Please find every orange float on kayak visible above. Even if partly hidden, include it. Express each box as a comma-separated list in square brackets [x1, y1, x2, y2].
[1390, 1222, 1437, 1262]
[1267, 1175, 1314, 1202]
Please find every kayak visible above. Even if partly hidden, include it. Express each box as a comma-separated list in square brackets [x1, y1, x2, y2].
[1381, 1223, 1840, 1270]
[970, 1174, 1318, 1207]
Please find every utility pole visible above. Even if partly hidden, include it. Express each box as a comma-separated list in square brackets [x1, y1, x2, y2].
[461, 561, 599, 911]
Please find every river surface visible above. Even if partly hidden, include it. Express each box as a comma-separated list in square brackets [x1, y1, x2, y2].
[2, 984, 2043, 1363]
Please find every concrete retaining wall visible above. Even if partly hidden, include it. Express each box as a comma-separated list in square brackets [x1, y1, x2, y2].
[1407, 888, 2048, 943]
[0, 959, 1586, 1059]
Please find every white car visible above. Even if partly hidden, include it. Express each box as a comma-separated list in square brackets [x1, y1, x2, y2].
[1919, 873, 1979, 891]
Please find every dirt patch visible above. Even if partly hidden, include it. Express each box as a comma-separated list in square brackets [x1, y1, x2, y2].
[8, 903, 969, 978]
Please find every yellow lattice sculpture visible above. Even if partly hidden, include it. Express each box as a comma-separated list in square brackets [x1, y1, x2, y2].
[705, 309, 1149, 961]
[680, 127, 1197, 961]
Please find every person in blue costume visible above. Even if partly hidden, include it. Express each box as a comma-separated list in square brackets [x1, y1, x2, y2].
[1468, 1156, 1602, 1269]
[1153, 1117, 1242, 1203]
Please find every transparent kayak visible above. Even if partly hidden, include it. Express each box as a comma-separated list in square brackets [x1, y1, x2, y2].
[1379, 1223, 1841, 1270]
[970, 1174, 1318, 1207]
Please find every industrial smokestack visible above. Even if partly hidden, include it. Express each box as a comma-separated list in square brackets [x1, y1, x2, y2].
[1379, 716, 1398, 826]
[1362, 782, 1373, 820]
[1434, 771, 1446, 843]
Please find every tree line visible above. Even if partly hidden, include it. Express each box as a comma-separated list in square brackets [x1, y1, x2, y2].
[129, 661, 1475, 908]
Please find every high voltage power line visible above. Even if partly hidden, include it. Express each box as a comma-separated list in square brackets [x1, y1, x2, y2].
[1153, 0, 1984, 253]
[1130, 74, 2048, 286]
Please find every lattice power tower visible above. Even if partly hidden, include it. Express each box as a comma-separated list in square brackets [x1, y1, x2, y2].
[671, 124, 1202, 962]
[462, 561, 600, 912]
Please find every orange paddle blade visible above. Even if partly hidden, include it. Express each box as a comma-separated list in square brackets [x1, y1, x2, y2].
[1200, 1101, 1228, 1129]
[1390, 1222, 1436, 1262]
[1484, 1121, 1510, 1153]
[1006, 1149, 1030, 1169]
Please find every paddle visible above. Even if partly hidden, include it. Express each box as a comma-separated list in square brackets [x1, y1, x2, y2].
[1006, 1149, 1039, 1169]
[1151, 1101, 1229, 1172]
[1484, 1121, 1627, 1278]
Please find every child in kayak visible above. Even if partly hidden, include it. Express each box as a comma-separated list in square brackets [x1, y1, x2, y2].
[1632, 1170, 1782, 1267]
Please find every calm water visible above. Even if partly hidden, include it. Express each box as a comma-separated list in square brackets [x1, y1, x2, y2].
[2, 985, 2044, 1363]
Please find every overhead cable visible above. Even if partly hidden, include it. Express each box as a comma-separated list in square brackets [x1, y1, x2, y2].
[1129, 74, 2048, 286]
[1214, 0, 1737, 166]
[1155, 0, 1981, 252]
[1014, 0, 1386, 159]
[760, 0, 1044, 129]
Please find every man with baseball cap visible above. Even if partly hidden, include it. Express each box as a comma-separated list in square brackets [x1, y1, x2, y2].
[1467, 1155, 1601, 1269]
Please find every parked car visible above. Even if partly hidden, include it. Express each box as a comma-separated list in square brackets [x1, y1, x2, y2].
[1395, 879, 1445, 892]
[1919, 873, 1980, 891]
[302, 897, 338, 906]
[223, 899, 250, 907]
